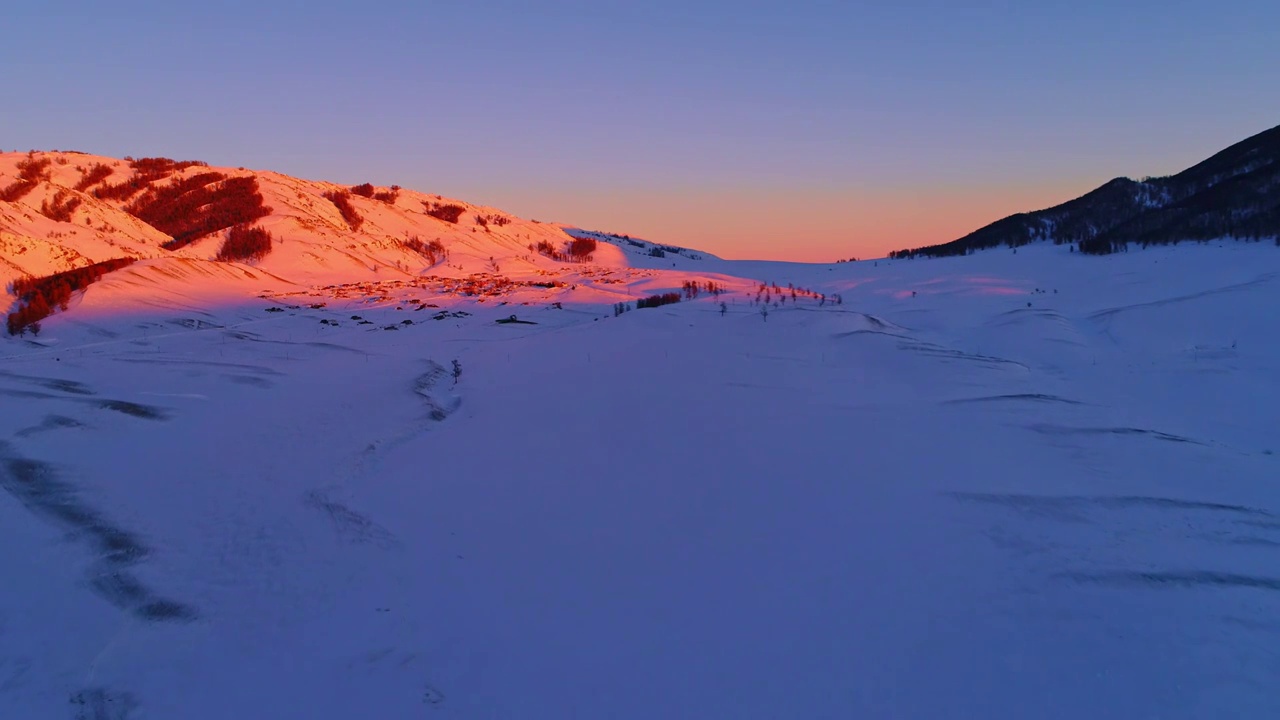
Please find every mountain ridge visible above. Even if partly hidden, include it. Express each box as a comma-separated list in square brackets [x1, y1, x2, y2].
[891, 123, 1280, 258]
[0, 151, 721, 286]
[0, 151, 734, 336]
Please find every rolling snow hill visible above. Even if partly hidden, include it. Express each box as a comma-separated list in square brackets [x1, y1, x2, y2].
[0, 151, 738, 338]
[2, 152, 1280, 718]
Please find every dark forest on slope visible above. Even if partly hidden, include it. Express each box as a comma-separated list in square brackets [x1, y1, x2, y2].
[891, 124, 1280, 258]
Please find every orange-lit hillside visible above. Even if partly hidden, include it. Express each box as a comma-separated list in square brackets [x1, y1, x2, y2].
[0, 150, 755, 334]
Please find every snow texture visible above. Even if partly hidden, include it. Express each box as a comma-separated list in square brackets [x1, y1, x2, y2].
[2, 154, 1280, 718]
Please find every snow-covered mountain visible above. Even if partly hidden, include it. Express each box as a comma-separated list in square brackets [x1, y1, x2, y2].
[0, 151, 750, 336]
[0, 151, 598, 284]
[893, 122, 1280, 258]
[2, 151, 1280, 718]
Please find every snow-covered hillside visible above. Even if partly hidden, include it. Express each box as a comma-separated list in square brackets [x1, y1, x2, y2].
[0, 151, 590, 282]
[1, 151, 747, 337]
[2, 229, 1278, 718]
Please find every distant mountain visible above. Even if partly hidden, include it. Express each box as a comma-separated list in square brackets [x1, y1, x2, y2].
[891, 123, 1280, 258]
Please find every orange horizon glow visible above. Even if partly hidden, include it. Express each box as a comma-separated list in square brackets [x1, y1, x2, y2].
[444, 178, 1110, 264]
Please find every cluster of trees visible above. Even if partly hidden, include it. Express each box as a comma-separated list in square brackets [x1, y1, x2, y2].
[749, 281, 840, 307]
[1, 155, 53, 202]
[578, 229, 633, 241]
[6, 257, 137, 335]
[401, 236, 447, 265]
[125, 171, 223, 218]
[636, 293, 681, 309]
[39, 189, 82, 222]
[652, 244, 700, 260]
[681, 280, 723, 299]
[567, 237, 597, 262]
[4, 153, 270, 246]
[531, 240, 557, 258]
[215, 225, 274, 262]
[94, 177, 147, 201]
[571, 228, 643, 250]
[889, 245, 956, 260]
[323, 189, 364, 230]
[1078, 238, 1126, 255]
[74, 163, 115, 191]
[95, 156, 209, 202]
[612, 301, 632, 316]
[121, 173, 271, 250]
[474, 213, 511, 230]
[424, 201, 466, 224]
[350, 183, 400, 204]
[7, 298, 49, 336]
[530, 236, 597, 263]
[128, 157, 208, 175]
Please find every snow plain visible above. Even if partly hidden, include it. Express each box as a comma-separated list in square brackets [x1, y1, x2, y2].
[2, 239, 1279, 719]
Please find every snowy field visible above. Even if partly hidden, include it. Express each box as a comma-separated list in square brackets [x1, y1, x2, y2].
[2, 241, 1279, 718]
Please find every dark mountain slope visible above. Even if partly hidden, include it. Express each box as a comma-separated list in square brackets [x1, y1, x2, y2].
[1084, 159, 1280, 254]
[892, 123, 1280, 258]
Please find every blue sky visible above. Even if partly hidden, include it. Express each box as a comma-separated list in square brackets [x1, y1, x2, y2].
[5, 0, 1279, 260]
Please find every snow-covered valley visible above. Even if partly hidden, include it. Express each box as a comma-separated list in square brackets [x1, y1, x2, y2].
[3, 234, 1279, 717]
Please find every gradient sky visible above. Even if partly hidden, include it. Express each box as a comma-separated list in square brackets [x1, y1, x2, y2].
[6, 1, 1279, 261]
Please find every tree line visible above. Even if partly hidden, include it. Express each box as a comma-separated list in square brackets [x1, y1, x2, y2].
[7, 257, 138, 336]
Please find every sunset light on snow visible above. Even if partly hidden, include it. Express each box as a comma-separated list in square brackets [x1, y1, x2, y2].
[3, 2, 1279, 718]
[5, 2, 1279, 262]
